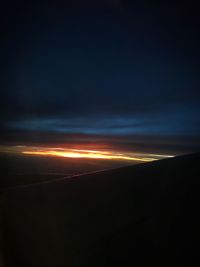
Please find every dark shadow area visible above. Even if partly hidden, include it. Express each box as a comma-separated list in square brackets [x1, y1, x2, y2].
[0, 153, 200, 266]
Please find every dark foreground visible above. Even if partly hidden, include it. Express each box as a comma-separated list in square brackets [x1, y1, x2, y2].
[0, 153, 200, 266]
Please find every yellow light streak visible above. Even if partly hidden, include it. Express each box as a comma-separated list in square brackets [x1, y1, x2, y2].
[22, 149, 156, 162]
[0, 145, 174, 162]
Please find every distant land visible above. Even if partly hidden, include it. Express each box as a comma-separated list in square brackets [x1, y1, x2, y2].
[0, 153, 200, 266]
[0, 153, 136, 189]
[0, 150, 172, 188]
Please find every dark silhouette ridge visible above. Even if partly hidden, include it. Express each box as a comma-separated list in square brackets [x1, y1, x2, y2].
[1, 153, 200, 266]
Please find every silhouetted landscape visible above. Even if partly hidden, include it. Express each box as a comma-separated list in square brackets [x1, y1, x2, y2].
[0, 153, 135, 189]
[1, 153, 200, 266]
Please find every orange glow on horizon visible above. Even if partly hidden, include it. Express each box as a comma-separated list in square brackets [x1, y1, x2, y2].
[0, 145, 174, 162]
[21, 148, 173, 162]
[22, 150, 153, 161]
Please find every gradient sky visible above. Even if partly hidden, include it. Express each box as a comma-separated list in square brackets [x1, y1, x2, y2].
[1, 0, 200, 155]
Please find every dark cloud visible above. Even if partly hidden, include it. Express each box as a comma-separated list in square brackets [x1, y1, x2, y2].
[1, 127, 200, 155]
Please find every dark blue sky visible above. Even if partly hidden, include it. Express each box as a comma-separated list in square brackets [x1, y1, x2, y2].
[1, 0, 200, 154]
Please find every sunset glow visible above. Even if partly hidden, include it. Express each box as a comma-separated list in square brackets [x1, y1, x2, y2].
[20, 147, 173, 162]
[22, 150, 152, 161]
[0, 145, 174, 162]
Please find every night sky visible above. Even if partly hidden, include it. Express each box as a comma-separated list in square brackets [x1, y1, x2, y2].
[1, 0, 200, 156]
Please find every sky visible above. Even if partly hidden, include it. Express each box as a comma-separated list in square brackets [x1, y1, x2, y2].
[1, 0, 200, 157]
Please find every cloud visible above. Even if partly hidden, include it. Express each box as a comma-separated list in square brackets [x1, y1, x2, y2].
[0, 0, 200, 155]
